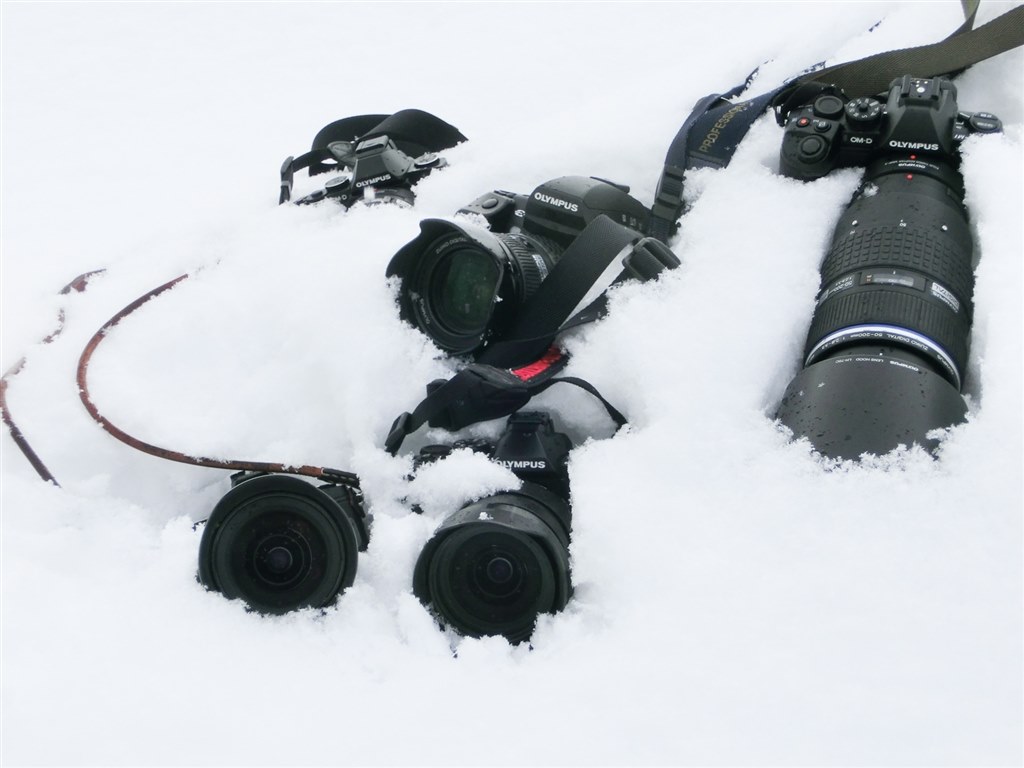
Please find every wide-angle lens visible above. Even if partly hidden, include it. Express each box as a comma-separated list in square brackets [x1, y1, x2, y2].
[387, 219, 557, 356]
[413, 485, 571, 643]
[198, 475, 366, 614]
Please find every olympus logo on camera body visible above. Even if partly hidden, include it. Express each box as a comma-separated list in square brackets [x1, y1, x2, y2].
[356, 173, 393, 188]
[888, 140, 940, 151]
[532, 192, 579, 212]
[495, 459, 548, 470]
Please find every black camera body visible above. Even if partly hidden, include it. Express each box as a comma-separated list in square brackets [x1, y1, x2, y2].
[279, 109, 466, 207]
[775, 76, 1002, 459]
[412, 411, 574, 643]
[292, 134, 447, 208]
[387, 176, 651, 357]
[780, 75, 1001, 181]
[458, 176, 649, 246]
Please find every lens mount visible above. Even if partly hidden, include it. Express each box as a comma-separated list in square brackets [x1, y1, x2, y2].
[412, 486, 571, 643]
[197, 475, 362, 614]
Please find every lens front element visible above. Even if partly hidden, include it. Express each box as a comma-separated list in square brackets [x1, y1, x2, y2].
[198, 475, 364, 614]
[413, 486, 571, 643]
[431, 247, 502, 336]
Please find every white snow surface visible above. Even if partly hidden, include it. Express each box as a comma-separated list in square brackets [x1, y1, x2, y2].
[2, 2, 1022, 766]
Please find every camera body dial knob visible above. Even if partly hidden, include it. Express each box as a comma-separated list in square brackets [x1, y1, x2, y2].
[846, 97, 883, 125]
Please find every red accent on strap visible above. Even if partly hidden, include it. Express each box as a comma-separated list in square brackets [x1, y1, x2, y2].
[510, 347, 565, 381]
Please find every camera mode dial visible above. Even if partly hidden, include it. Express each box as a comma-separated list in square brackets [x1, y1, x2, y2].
[967, 112, 1002, 134]
[846, 97, 883, 125]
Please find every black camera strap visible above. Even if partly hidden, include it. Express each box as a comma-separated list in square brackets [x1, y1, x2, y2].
[476, 215, 680, 369]
[385, 217, 679, 452]
[647, 0, 1024, 241]
[384, 347, 627, 455]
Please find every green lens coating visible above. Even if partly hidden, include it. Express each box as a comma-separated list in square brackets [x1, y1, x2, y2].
[432, 248, 499, 334]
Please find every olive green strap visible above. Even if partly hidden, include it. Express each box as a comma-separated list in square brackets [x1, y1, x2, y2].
[798, 1, 1021, 97]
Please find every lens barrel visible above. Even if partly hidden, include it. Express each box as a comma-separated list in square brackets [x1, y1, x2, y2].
[388, 219, 558, 355]
[198, 475, 368, 614]
[412, 482, 571, 643]
[776, 156, 973, 459]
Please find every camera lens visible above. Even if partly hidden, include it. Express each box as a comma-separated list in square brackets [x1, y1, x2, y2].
[430, 527, 554, 634]
[387, 220, 557, 356]
[430, 247, 502, 336]
[198, 475, 365, 614]
[776, 156, 973, 458]
[413, 486, 571, 643]
[484, 556, 516, 588]
[803, 159, 972, 388]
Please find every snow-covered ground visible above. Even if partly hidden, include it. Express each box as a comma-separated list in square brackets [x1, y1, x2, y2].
[2, 2, 1021, 765]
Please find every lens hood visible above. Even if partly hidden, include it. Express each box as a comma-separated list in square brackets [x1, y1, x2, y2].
[412, 482, 571, 643]
[387, 218, 516, 355]
[197, 474, 367, 614]
[776, 347, 968, 460]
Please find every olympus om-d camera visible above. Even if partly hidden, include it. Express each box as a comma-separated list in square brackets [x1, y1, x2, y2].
[776, 75, 1001, 459]
[412, 411, 573, 644]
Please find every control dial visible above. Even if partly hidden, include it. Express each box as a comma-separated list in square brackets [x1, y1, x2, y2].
[845, 97, 883, 125]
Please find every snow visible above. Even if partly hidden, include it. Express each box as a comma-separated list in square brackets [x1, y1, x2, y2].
[2, 2, 1021, 765]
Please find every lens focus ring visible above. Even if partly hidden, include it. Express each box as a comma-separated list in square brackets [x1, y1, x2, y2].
[498, 234, 551, 300]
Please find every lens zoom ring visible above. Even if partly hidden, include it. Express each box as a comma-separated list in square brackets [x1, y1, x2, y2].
[499, 235, 547, 299]
[806, 289, 971, 374]
[820, 225, 974, 305]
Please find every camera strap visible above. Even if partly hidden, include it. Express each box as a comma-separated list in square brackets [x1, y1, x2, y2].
[74, 272, 362, 488]
[384, 347, 627, 455]
[476, 215, 681, 369]
[647, 0, 1024, 241]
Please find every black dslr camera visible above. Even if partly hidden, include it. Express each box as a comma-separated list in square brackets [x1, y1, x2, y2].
[279, 109, 466, 207]
[412, 411, 573, 644]
[386, 176, 660, 357]
[775, 75, 1002, 459]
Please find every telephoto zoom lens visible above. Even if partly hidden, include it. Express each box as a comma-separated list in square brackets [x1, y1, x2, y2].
[413, 482, 572, 643]
[198, 474, 369, 614]
[776, 156, 973, 459]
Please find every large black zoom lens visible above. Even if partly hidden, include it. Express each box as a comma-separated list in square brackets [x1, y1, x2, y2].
[413, 482, 571, 643]
[776, 156, 973, 458]
[198, 475, 369, 614]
